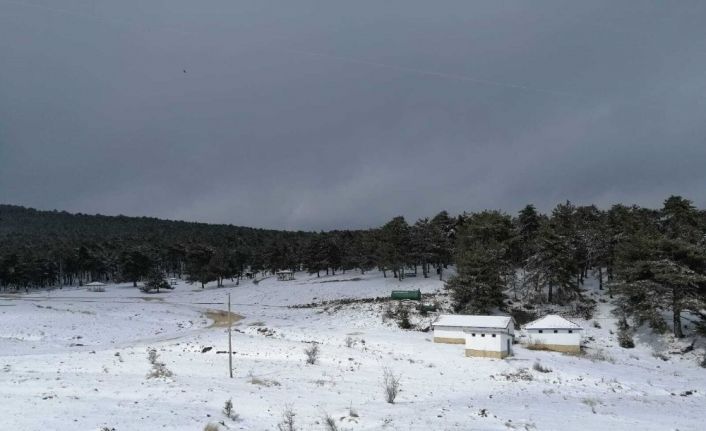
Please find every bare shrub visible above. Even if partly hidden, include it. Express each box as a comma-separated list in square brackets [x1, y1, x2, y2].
[500, 368, 533, 381]
[532, 362, 552, 373]
[248, 370, 280, 387]
[277, 405, 297, 431]
[581, 398, 599, 414]
[652, 352, 669, 362]
[396, 305, 412, 329]
[383, 303, 395, 321]
[304, 343, 320, 365]
[616, 317, 635, 348]
[572, 301, 595, 320]
[618, 327, 635, 348]
[322, 413, 339, 431]
[223, 398, 239, 421]
[584, 349, 615, 363]
[147, 348, 158, 365]
[148, 362, 173, 379]
[382, 367, 401, 404]
[146, 348, 173, 379]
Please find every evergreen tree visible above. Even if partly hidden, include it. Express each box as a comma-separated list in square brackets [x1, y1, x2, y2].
[446, 211, 513, 313]
[516, 204, 542, 263]
[119, 248, 152, 287]
[207, 248, 230, 287]
[430, 211, 455, 279]
[410, 218, 435, 278]
[142, 266, 169, 293]
[379, 216, 411, 280]
[304, 234, 328, 277]
[185, 245, 215, 288]
[615, 197, 706, 337]
[527, 221, 578, 304]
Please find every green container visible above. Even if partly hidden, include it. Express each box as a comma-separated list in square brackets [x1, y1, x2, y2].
[391, 290, 421, 301]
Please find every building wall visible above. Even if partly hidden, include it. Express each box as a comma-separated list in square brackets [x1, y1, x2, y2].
[465, 349, 507, 359]
[433, 327, 467, 343]
[464, 332, 511, 358]
[527, 329, 581, 350]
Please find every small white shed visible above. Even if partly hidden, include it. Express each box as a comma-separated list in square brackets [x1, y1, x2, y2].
[276, 270, 294, 281]
[433, 315, 515, 359]
[85, 281, 106, 292]
[525, 315, 582, 353]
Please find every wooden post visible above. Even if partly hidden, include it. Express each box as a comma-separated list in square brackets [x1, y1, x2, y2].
[227, 292, 233, 378]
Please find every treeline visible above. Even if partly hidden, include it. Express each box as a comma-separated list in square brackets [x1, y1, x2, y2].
[1, 197, 705, 337]
[446, 196, 706, 338]
[0, 205, 454, 290]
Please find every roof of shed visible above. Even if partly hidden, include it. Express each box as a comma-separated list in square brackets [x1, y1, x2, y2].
[525, 315, 582, 330]
[433, 314, 512, 329]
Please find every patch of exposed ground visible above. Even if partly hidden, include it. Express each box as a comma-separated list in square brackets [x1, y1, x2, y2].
[204, 309, 244, 327]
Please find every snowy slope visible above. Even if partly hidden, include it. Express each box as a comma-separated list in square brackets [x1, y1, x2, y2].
[0, 271, 704, 430]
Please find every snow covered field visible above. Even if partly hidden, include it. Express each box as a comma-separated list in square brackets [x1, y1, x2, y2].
[1, 272, 704, 430]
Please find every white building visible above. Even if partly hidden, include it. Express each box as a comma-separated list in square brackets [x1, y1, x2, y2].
[85, 281, 106, 292]
[433, 315, 515, 359]
[276, 270, 294, 281]
[525, 315, 582, 353]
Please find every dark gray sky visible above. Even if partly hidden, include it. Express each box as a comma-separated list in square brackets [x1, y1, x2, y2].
[1, 1, 705, 230]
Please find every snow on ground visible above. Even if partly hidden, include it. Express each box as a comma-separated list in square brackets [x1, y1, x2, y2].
[0, 271, 704, 430]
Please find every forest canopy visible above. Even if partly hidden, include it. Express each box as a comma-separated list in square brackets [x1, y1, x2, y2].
[1, 197, 705, 338]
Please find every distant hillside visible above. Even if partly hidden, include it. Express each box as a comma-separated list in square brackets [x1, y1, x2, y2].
[0, 204, 319, 289]
[0, 204, 305, 242]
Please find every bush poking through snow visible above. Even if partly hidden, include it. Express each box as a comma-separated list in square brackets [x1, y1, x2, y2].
[617, 317, 635, 348]
[396, 305, 412, 329]
[148, 348, 158, 365]
[322, 412, 339, 431]
[500, 368, 533, 382]
[583, 349, 615, 364]
[618, 327, 635, 349]
[383, 303, 395, 321]
[581, 398, 599, 414]
[146, 348, 173, 379]
[304, 343, 320, 365]
[277, 405, 297, 431]
[223, 398, 239, 421]
[382, 367, 401, 404]
[653, 352, 670, 362]
[532, 362, 552, 373]
[345, 336, 356, 348]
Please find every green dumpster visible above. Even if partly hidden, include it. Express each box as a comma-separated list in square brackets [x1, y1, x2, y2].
[391, 290, 421, 301]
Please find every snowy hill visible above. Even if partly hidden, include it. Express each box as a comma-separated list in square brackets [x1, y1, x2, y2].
[0, 271, 704, 430]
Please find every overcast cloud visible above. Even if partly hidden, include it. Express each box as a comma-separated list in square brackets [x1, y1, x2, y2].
[1, 0, 705, 230]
